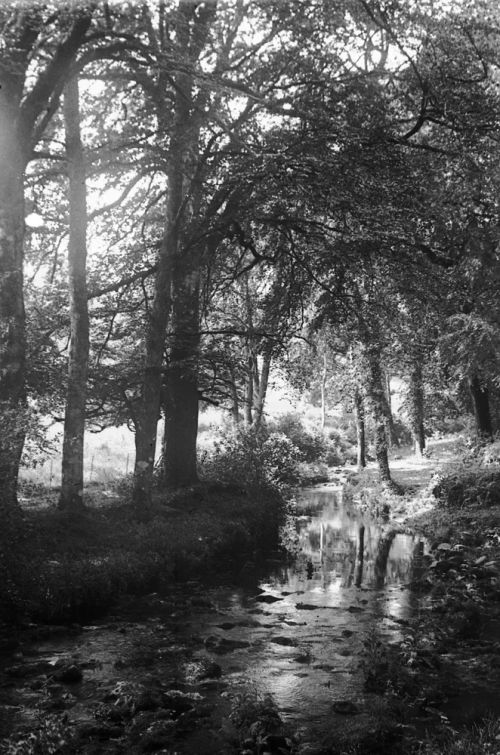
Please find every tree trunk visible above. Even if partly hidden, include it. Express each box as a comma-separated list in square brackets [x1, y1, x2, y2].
[253, 350, 272, 429]
[353, 389, 366, 470]
[374, 419, 392, 483]
[131, 27, 185, 506]
[162, 259, 200, 488]
[0, 134, 26, 509]
[363, 345, 392, 485]
[320, 352, 327, 430]
[384, 371, 398, 448]
[132, 250, 172, 506]
[229, 367, 240, 424]
[132, 2, 216, 504]
[469, 374, 493, 438]
[59, 76, 89, 511]
[408, 361, 426, 457]
[0, 9, 92, 508]
[244, 353, 254, 425]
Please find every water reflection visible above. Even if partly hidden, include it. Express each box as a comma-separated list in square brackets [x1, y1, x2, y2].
[0, 485, 430, 754]
[225, 485, 429, 742]
[286, 485, 424, 593]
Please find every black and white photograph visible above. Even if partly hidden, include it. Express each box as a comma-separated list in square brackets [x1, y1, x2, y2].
[1, 1, 500, 752]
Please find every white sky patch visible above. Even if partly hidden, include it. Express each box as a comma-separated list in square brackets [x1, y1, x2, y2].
[25, 212, 44, 229]
[98, 186, 125, 206]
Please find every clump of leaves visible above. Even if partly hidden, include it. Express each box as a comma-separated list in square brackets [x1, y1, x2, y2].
[432, 469, 500, 508]
[360, 625, 428, 697]
[199, 425, 302, 489]
[268, 413, 327, 462]
[229, 686, 282, 737]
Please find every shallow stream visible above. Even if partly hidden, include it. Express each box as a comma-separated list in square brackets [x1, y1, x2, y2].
[0, 485, 430, 753]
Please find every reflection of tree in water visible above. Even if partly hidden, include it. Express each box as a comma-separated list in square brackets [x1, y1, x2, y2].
[291, 490, 425, 590]
[308, 529, 321, 550]
[374, 532, 397, 588]
[355, 525, 365, 588]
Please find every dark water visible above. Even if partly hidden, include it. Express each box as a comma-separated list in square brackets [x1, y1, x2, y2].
[0, 485, 430, 752]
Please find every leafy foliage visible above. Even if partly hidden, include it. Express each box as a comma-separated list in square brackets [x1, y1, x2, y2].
[267, 413, 326, 462]
[433, 468, 500, 508]
[200, 425, 303, 489]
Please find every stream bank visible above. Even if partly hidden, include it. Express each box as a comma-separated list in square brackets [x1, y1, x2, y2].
[2, 442, 500, 754]
[342, 441, 500, 753]
[2, 481, 430, 754]
[0, 482, 285, 628]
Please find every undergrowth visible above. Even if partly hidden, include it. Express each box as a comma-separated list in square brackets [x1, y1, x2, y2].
[0, 483, 285, 626]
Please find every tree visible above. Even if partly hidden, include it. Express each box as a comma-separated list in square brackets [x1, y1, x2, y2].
[59, 75, 90, 511]
[0, 6, 93, 507]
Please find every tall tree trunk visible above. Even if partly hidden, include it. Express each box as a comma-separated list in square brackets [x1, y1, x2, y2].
[374, 419, 392, 483]
[0, 9, 92, 508]
[353, 389, 366, 470]
[408, 361, 426, 457]
[132, 241, 173, 506]
[132, 2, 216, 503]
[383, 371, 398, 448]
[244, 354, 254, 426]
[320, 352, 327, 430]
[469, 374, 493, 438]
[253, 350, 272, 429]
[162, 258, 200, 488]
[0, 121, 26, 510]
[229, 367, 240, 424]
[363, 345, 393, 485]
[59, 76, 89, 511]
[243, 275, 255, 426]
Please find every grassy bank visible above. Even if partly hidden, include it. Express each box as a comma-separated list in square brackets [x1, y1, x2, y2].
[0, 482, 286, 629]
[346, 446, 500, 754]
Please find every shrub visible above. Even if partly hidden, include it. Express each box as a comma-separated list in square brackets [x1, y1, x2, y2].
[432, 468, 500, 508]
[268, 413, 326, 462]
[199, 425, 302, 488]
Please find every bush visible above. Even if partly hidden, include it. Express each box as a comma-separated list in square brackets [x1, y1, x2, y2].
[199, 425, 302, 488]
[432, 468, 500, 508]
[268, 413, 326, 462]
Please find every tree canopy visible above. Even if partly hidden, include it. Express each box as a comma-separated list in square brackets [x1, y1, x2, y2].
[1, 0, 499, 506]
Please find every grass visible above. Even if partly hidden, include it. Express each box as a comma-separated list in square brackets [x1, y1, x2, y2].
[415, 715, 500, 754]
[348, 439, 500, 755]
[0, 481, 285, 627]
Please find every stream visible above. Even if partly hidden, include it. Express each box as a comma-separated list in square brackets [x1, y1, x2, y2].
[0, 484, 429, 753]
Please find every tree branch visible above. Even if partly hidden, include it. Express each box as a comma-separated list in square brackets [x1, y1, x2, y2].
[87, 263, 159, 300]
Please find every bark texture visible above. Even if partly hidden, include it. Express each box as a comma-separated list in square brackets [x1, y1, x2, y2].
[253, 349, 272, 429]
[0, 113, 26, 509]
[59, 76, 89, 511]
[408, 361, 426, 456]
[162, 255, 201, 488]
[469, 374, 493, 438]
[353, 389, 366, 470]
[133, 2, 216, 503]
[0, 8, 92, 507]
[363, 344, 392, 484]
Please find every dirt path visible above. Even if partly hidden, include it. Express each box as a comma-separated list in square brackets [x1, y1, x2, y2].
[388, 435, 462, 491]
